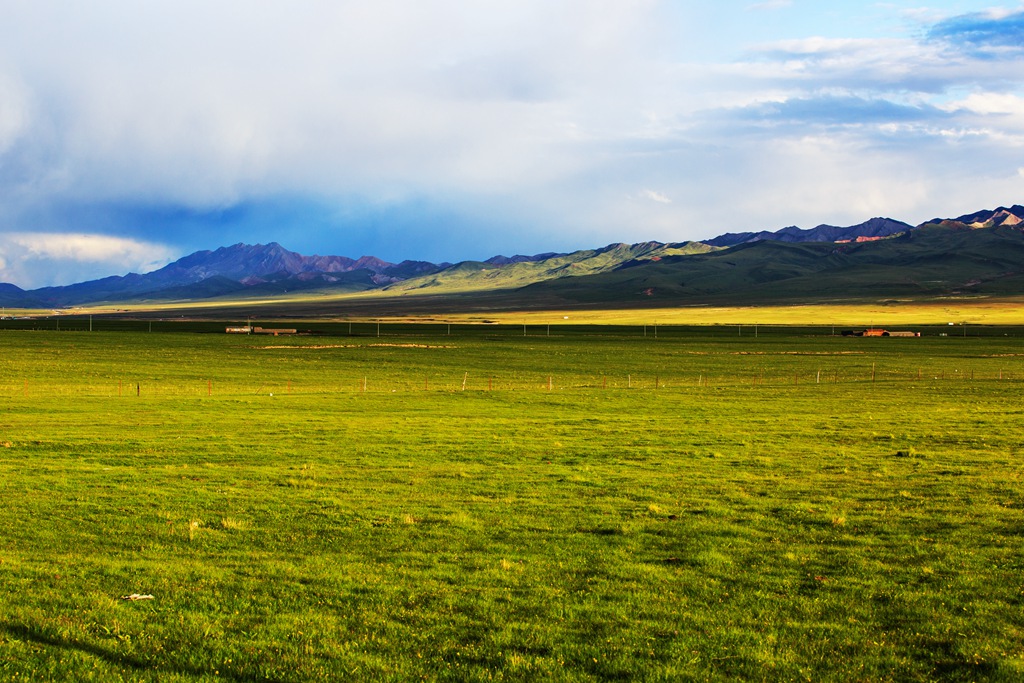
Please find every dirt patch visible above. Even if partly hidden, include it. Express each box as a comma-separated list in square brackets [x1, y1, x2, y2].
[256, 344, 354, 349]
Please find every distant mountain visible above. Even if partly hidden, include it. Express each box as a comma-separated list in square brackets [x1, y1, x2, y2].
[520, 222, 1024, 306]
[703, 217, 914, 247]
[923, 205, 1024, 229]
[24, 242, 448, 307]
[3, 205, 1023, 309]
[0, 283, 36, 309]
[484, 252, 564, 266]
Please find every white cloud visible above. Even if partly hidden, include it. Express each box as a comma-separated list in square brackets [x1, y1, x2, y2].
[947, 92, 1024, 116]
[641, 189, 673, 204]
[0, 233, 175, 288]
[0, 74, 31, 154]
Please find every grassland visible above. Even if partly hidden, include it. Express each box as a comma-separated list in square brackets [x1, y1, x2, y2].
[12, 291, 1024, 327]
[1, 325, 1022, 681]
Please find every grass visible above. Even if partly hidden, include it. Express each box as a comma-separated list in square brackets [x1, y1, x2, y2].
[0, 327, 1022, 680]
[12, 291, 1024, 327]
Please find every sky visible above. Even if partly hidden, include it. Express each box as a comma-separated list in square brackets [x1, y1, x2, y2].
[1, 1, 1024, 288]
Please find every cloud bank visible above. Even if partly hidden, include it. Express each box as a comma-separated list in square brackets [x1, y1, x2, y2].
[0, 233, 174, 290]
[0, 1, 1023, 287]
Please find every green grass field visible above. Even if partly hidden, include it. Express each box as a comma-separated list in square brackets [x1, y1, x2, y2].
[1, 326, 1022, 681]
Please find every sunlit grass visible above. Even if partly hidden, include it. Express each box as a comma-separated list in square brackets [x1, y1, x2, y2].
[29, 292, 1024, 326]
[0, 328, 1022, 680]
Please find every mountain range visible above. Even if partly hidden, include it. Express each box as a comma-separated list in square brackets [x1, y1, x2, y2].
[3, 206, 1023, 310]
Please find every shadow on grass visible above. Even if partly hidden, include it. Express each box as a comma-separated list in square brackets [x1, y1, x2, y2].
[1, 620, 279, 682]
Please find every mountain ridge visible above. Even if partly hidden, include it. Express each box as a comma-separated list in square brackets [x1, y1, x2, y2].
[704, 217, 914, 247]
[3, 205, 1023, 308]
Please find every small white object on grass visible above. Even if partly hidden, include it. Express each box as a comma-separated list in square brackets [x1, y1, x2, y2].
[270, 393, 274, 396]
[120, 593, 154, 601]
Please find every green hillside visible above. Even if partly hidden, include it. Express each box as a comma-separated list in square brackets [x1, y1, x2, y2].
[517, 224, 1024, 306]
[382, 241, 714, 295]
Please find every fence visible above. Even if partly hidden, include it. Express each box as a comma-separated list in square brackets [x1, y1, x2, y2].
[3, 366, 1018, 399]
[4, 319, 1024, 338]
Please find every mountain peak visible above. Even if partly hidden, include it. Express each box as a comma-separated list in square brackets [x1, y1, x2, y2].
[703, 217, 912, 248]
[952, 206, 1024, 227]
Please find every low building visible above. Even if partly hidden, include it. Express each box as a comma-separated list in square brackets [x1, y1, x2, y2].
[253, 327, 297, 336]
[841, 328, 919, 337]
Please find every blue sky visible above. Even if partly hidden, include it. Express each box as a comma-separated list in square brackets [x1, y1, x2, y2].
[1, 1, 1023, 287]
